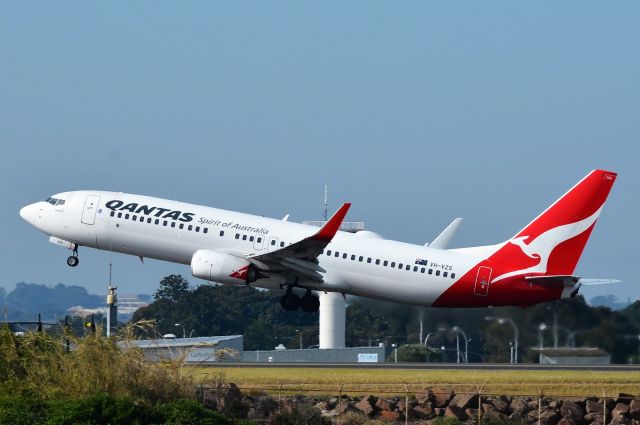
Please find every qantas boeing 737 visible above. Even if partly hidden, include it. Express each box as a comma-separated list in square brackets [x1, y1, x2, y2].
[20, 169, 617, 313]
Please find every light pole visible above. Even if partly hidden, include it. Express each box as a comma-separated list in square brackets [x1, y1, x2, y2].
[391, 343, 398, 363]
[295, 329, 302, 350]
[174, 323, 185, 338]
[452, 326, 469, 364]
[538, 323, 547, 349]
[486, 316, 519, 364]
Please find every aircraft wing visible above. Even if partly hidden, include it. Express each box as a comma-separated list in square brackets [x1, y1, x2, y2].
[247, 203, 351, 282]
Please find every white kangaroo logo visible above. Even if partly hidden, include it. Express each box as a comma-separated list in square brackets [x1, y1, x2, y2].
[492, 206, 603, 283]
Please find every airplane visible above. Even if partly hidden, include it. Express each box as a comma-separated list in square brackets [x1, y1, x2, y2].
[19, 169, 617, 313]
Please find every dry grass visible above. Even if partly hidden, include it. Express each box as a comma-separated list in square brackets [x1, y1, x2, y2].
[193, 367, 640, 398]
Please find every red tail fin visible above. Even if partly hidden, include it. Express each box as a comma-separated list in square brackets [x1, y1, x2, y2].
[491, 170, 617, 279]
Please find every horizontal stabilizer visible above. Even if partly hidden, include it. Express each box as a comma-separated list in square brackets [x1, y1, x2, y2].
[429, 218, 463, 249]
[579, 278, 622, 286]
[525, 275, 580, 287]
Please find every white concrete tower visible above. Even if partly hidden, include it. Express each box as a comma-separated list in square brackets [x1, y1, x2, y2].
[319, 291, 346, 349]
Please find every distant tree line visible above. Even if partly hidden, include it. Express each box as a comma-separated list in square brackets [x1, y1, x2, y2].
[133, 275, 640, 363]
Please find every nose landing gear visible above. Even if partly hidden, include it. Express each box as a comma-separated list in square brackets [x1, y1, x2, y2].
[67, 245, 79, 267]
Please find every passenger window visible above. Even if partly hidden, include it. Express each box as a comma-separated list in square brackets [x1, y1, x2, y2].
[256, 236, 261, 242]
[391, 262, 396, 268]
[179, 223, 184, 229]
[242, 235, 247, 240]
[367, 258, 372, 263]
[203, 227, 208, 233]
[171, 222, 176, 228]
[375, 259, 380, 265]
[327, 250, 332, 256]
[110, 211, 115, 217]
[343, 253, 347, 259]
[235, 234, 240, 239]
[125, 214, 130, 219]
[188, 225, 193, 231]
[358, 256, 363, 262]
[147, 218, 152, 224]
[335, 252, 339, 257]
[195, 226, 200, 232]
[406, 265, 410, 271]
[117, 212, 122, 218]
[428, 269, 433, 275]
[351, 255, 356, 260]
[250, 236, 254, 242]
[443, 271, 448, 277]
[451, 273, 456, 279]
[271, 239, 276, 245]
[280, 241, 285, 247]
[436, 270, 440, 276]
[383, 260, 388, 266]
[163, 221, 168, 226]
[413, 266, 418, 272]
[155, 219, 160, 225]
[397, 263, 402, 269]
[132, 215, 137, 221]
[421, 268, 425, 273]
[139, 216, 144, 222]
[220, 231, 224, 236]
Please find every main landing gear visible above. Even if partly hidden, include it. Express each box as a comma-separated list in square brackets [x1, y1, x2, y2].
[280, 288, 320, 313]
[66, 245, 79, 267]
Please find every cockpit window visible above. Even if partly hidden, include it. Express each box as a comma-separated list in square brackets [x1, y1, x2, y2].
[44, 197, 65, 206]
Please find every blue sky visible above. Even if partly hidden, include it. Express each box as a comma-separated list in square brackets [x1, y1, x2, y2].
[1, 2, 638, 302]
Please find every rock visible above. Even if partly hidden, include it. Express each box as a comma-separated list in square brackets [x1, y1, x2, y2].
[465, 407, 479, 418]
[538, 409, 561, 425]
[450, 392, 479, 410]
[445, 405, 468, 421]
[557, 416, 578, 425]
[584, 412, 603, 423]
[484, 408, 508, 422]
[490, 395, 511, 413]
[376, 398, 395, 412]
[586, 399, 606, 414]
[379, 410, 400, 421]
[355, 398, 375, 417]
[549, 400, 563, 409]
[434, 407, 445, 416]
[512, 398, 532, 415]
[618, 394, 636, 405]
[630, 400, 640, 419]
[611, 417, 632, 425]
[335, 400, 358, 415]
[248, 395, 278, 419]
[613, 403, 631, 418]
[561, 400, 586, 420]
[509, 412, 526, 423]
[416, 389, 434, 405]
[413, 404, 435, 419]
[433, 391, 453, 407]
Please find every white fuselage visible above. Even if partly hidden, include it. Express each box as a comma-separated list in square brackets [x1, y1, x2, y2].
[20, 190, 482, 306]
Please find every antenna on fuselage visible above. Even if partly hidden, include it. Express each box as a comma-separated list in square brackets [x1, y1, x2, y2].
[324, 184, 328, 221]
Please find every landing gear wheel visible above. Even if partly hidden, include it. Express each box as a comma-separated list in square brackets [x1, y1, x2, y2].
[280, 292, 300, 311]
[67, 256, 79, 267]
[300, 291, 320, 313]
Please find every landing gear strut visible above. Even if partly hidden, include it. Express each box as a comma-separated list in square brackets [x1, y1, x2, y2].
[280, 286, 300, 311]
[67, 245, 79, 267]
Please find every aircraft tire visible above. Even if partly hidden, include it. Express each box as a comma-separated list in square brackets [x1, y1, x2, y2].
[67, 256, 79, 267]
[280, 292, 300, 311]
[300, 293, 320, 313]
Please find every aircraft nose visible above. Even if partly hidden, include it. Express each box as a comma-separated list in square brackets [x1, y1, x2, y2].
[19, 203, 39, 225]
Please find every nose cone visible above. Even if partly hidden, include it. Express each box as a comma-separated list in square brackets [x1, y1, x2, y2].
[19, 203, 39, 226]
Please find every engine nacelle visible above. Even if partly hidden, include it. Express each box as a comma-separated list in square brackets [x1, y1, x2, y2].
[191, 249, 259, 285]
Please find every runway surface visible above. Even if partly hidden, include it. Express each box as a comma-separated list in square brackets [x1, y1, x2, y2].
[202, 362, 640, 371]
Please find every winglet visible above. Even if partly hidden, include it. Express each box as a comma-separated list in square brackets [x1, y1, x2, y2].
[312, 202, 351, 242]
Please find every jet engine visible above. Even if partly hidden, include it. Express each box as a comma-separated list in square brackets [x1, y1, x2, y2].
[191, 249, 261, 285]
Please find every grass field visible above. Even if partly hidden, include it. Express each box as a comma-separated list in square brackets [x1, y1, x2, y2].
[194, 367, 640, 398]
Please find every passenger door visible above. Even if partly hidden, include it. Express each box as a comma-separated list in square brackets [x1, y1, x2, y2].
[81, 195, 100, 225]
[474, 266, 492, 296]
